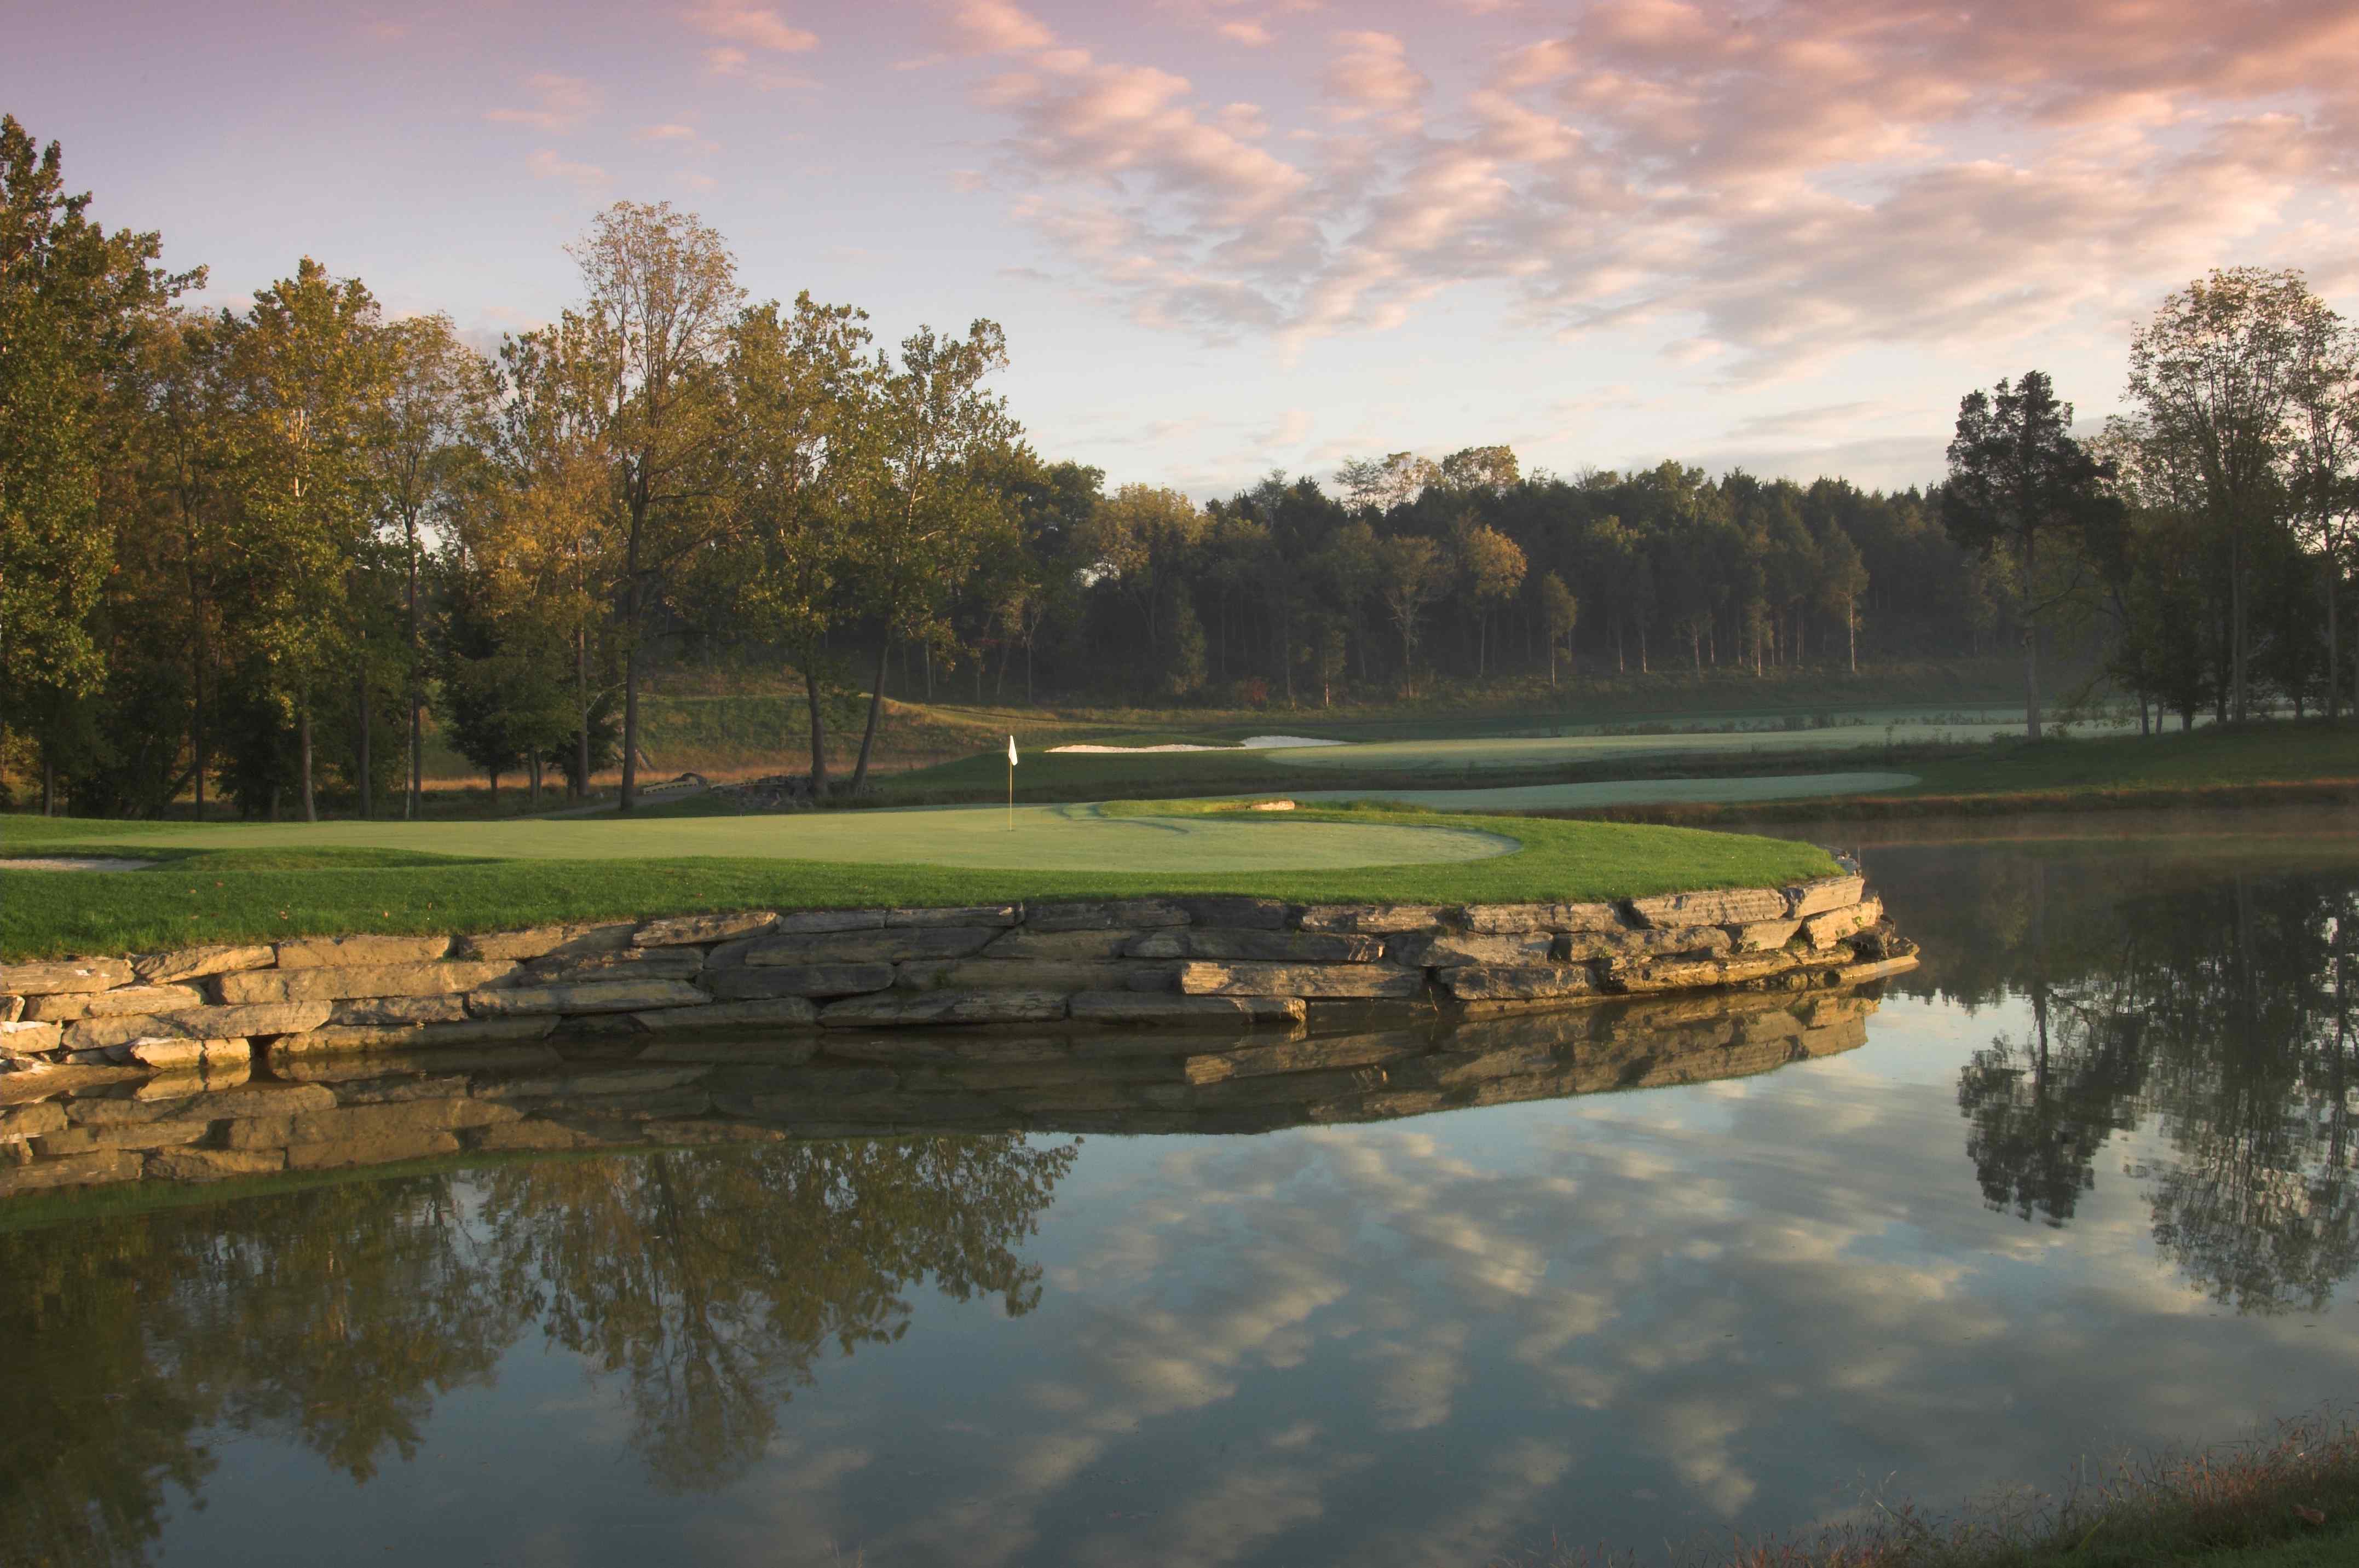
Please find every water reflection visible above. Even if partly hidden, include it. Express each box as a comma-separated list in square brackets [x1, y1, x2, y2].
[1866, 841, 2359, 1311]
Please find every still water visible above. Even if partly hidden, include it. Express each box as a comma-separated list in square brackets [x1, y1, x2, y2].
[9, 818, 2359, 1566]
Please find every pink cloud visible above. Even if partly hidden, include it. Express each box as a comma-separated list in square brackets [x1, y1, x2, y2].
[525, 149, 608, 190]
[484, 73, 596, 134]
[947, 0, 1056, 55]
[685, 1, 816, 54]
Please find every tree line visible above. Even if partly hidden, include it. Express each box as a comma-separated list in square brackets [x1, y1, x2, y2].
[6, 111, 2355, 819]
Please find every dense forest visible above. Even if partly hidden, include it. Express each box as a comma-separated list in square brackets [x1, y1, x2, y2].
[4, 112, 2355, 817]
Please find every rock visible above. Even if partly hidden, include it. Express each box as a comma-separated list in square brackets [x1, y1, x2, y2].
[1460, 901, 1624, 934]
[743, 927, 1001, 965]
[980, 928, 1141, 960]
[272, 1017, 556, 1055]
[631, 998, 820, 1032]
[1175, 962, 1424, 999]
[66, 1002, 332, 1052]
[146, 1148, 286, 1181]
[1624, 887, 1788, 928]
[275, 935, 452, 967]
[34, 1116, 213, 1155]
[1, 1019, 64, 1055]
[1181, 1033, 1418, 1084]
[1294, 905, 1445, 935]
[218, 961, 518, 1004]
[472, 1067, 704, 1100]
[0, 1149, 141, 1194]
[1023, 899, 1190, 931]
[466, 979, 709, 1017]
[1388, 932, 1553, 967]
[453, 923, 635, 962]
[132, 944, 278, 985]
[1557, 925, 1732, 962]
[1786, 875, 1867, 918]
[772, 909, 887, 934]
[1174, 896, 1290, 930]
[1125, 929, 1385, 962]
[895, 959, 1155, 993]
[1837, 955, 1919, 986]
[706, 963, 895, 1000]
[0, 957, 132, 996]
[818, 991, 1071, 1028]
[1438, 965, 1599, 1002]
[1802, 898, 1883, 946]
[329, 996, 469, 1026]
[21, 983, 205, 1022]
[135, 1062, 250, 1100]
[1726, 919, 1803, 953]
[334, 1075, 474, 1106]
[886, 904, 1021, 928]
[69, 1083, 334, 1125]
[0, 995, 18, 1022]
[1067, 992, 1306, 1027]
[275, 1045, 563, 1082]
[0, 1102, 67, 1142]
[126, 1038, 250, 1073]
[632, 910, 778, 947]
[521, 948, 705, 985]
[285, 1097, 519, 1144]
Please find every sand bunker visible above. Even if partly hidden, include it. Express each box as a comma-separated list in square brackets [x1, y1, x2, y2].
[1049, 734, 1345, 754]
[0, 856, 157, 872]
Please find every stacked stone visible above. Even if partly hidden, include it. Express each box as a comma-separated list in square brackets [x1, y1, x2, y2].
[2, 985, 1891, 1197]
[0, 878, 1912, 1085]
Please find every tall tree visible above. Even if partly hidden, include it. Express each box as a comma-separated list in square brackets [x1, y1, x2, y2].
[1942, 370, 2119, 739]
[1374, 534, 1445, 695]
[570, 200, 743, 811]
[2126, 268, 2339, 722]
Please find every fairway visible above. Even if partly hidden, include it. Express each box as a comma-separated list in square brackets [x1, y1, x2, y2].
[1287, 771, 1919, 812]
[0, 802, 1517, 873]
[1259, 721, 2132, 773]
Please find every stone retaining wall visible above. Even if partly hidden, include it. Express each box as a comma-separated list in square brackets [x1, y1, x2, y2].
[1, 877, 1914, 1089]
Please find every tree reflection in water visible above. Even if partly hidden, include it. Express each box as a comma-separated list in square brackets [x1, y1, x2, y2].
[0, 1135, 1074, 1567]
[1904, 846, 2359, 1311]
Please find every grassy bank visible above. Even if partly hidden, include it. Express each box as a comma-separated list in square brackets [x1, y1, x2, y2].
[0, 806, 1837, 960]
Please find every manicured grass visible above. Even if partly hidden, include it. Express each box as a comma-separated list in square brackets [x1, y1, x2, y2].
[0, 806, 1837, 960]
[1897, 722, 2359, 797]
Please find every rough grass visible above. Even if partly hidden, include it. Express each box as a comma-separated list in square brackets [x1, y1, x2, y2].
[1512, 1411, 2359, 1568]
[0, 806, 1836, 961]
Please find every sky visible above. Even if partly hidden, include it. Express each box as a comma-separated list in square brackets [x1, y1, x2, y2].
[16, 0, 2359, 498]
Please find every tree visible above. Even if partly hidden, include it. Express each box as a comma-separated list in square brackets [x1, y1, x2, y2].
[2283, 314, 2359, 718]
[1450, 516, 1525, 678]
[1942, 370, 2120, 739]
[570, 200, 744, 811]
[369, 314, 491, 817]
[1537, 570, 1577, 686]
[1374, 534, 1445, 695]
[719, 293, 871, 797]
[2125, 269, 2340, 722]
[1816, 524, 1868, 674]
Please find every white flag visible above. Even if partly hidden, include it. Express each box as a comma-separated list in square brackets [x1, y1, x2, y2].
[1007, 734, 1019, 767]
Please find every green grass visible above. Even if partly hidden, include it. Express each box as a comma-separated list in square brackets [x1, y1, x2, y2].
[1897, 722, 2359, 797]
[0, 806, 1836, 960]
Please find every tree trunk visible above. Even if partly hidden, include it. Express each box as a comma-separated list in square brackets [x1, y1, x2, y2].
[2230, 522, 2248, 722]
[41, 755, 54, 818]
[620, 504, 644, 811]
[1847, 606, 1856, 675]
[1025, 639, 1035, 706]
[300, 706, 317, 822]
[2022, 536, 2042, 742]
[575, 623, 591, 801]
[803, 656, 831, 800]
[1547, 634, 1555, 687]
[2326, 548, 2341, 722]
[406, 516, 422, 820]
[851, 636, 890, 793]
[356, 674, 372, 820]
[528, 753, 541, 811]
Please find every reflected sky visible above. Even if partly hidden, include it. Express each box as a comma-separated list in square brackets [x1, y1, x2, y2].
[9, 828, 2359, 1567]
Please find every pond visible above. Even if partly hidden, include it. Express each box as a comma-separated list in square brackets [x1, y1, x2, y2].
[8, 816, 2359, 1566]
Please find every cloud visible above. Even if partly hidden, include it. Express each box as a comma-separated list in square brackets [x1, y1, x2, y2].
[947, 0, 1057, 54]
[485, 73, 596, 134]
[1324, 31, 1429, 128]
[684, 1, 816, 53]
[1218, 20, 1272, 46]
[525, 149, 608, 190]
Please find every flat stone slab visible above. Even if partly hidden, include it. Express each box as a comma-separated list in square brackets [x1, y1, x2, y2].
[26, 984, 209, 1022]
[1624, 888, 1788, 928]
[772, 909, 887, 934]
[0, 958, 133, 996]
[981, 929, 1143, 960]
[1438, 965, 1599, 1002]
[275, 935, 452, 968]
[1023, 900, 1190, 932]
[1068, 992, 1306, 1027]
[744, 927, 1001, 965]
[467, 979, 708, 1017]
[220, 961, 519, 1004]
[1786, 876, 1867, 918]
[1461, 901, 1623, 934]
[328, 996, 470, 1026]
[1802, 898, 1882, 946]
[1727, 919, 1803, 953]
[707, 963, 896, 1000]
[125, 1038, 250, 1073]
[453, 923, 633, 962]
[632, 910, 778, 947]
[1, 1019, 65, 1055]
[1175, 896, 1289, 930]
[887, 904, 1020, 928]
[65, 1002, 333, 1051]
[1126, 929, 1384, 963]
[631, 998, 820, 1032]
[818, 991, 1071, 1028]
[1389, 933, 1552, 967]
[147, 1148, 286, 1181]
[1175, 962, 1424, 999]
[272, 1017, 556, 1055]
[132, 944, 278, 984]
[1295, 905, 1445, 935]
[521, 948, 706, 984]
[896, 959, 1160, 993]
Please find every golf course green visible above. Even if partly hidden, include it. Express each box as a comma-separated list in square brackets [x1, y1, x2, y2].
[1284, 771, 1919, 812]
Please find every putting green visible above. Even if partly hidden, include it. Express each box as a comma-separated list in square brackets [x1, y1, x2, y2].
[15, 802, 1519, 873]
[1288, 771, 1918, 812]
